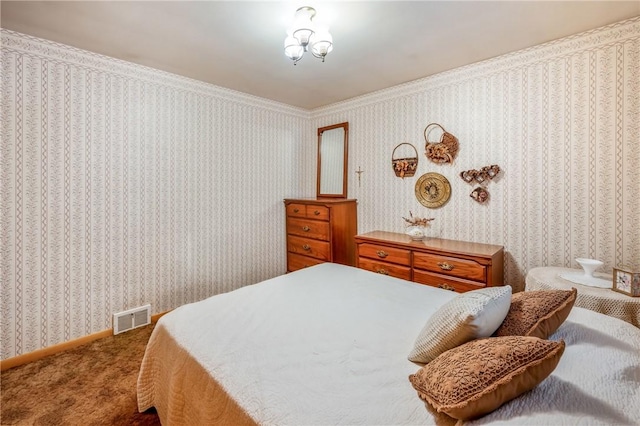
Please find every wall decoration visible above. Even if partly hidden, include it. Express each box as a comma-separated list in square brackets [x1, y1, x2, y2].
[424, 123, 459, 164]
[470, 187, 490, 204]
[460, 165, 502, 203]
[460, 165, 501, 184]
[415, 173, 451, 208]
[391, 143, 418, 178]
[355, 166, 364, 187]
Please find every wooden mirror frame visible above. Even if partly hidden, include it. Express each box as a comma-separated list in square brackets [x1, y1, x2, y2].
[317, 122, 349, 198]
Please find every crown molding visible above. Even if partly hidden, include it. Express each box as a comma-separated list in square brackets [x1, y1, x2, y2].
[311, 16, 640, 117]
[0, 28, 311, 120]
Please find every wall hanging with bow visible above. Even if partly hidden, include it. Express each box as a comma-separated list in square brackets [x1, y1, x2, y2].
[424, 123, 459, 164]
[391, 143, 418, 178]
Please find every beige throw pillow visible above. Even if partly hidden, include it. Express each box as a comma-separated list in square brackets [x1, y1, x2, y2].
[408, 286, 512, 363]
[493, 288, 577, 339]
[409, 336, 565, 421]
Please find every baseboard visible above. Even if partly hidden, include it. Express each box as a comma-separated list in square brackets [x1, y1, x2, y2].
[151, 311, 168, 323]
[0, 310, 170, 371]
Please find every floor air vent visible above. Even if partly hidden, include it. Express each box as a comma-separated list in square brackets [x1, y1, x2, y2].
[113, 304, 151, 335]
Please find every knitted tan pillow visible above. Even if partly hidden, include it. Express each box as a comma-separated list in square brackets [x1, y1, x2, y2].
[493, 288, 577, 339]
[409, 336, 565, 421]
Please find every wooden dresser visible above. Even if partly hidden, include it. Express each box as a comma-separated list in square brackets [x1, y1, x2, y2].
[355, 230, 504, 293]
[284, 198, 358, 272]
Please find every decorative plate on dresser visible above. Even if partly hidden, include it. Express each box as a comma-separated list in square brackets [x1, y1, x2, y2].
[284, 199, 358, 272]
[355, 230, 504, 292]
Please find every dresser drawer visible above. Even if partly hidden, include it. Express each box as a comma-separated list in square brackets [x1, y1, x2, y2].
[413, 270, 486, 293]
[354, 231, 503, 293]
[413, 252, 486, 282]
[286, 203, 330, 221]
[287, 218, 330, 241]
[287, 235, 330, 260]
[358, 257, 412, 280]
[358, 243, 411, 266]
[286, 203, 308, 218]
[287, 252, 325, 272]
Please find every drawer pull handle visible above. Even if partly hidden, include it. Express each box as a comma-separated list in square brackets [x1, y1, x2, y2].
[438, 283, 456, 292]
[302, 226, 311, 232]
[302, 244, 311, 251]
[438, 262, 454, 271]
[376, 268, 389, 275]
[376, 250, 388, 258]
[313, 210, 320, 215]
[293, 208, 300, 213]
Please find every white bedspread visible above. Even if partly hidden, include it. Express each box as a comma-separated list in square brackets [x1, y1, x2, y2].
[138, 263, 640, 425]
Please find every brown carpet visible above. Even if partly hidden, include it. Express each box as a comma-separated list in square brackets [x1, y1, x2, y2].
[1, 325, 160, 425]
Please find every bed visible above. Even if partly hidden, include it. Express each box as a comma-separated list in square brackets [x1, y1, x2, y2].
[137, 263, 640, 425]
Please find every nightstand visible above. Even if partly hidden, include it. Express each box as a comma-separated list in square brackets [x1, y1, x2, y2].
[526, 266, 640, 327]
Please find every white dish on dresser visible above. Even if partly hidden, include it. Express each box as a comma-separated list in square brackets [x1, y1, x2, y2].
[575, 257, 604, 277]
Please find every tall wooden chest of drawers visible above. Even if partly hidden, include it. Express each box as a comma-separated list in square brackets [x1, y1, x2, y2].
[284, 199, 358, 272]
[355, 230, 503, 293]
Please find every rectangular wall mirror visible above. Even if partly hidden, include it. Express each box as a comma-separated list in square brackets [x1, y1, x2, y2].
[317, 122, 349, 198]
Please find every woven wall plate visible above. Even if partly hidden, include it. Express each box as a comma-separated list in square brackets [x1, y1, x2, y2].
[415, 173, 451, 208]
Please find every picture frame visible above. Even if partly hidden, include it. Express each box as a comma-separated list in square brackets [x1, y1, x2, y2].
[612, 266, 640, 297]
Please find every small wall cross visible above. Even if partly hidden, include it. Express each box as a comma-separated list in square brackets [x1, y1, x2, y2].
[355, 166, 364, 187]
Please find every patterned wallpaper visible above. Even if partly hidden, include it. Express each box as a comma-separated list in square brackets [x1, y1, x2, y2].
[2, 17, 639, 359]
[0, 30, 312, 359]
[312, 17, 639, 291]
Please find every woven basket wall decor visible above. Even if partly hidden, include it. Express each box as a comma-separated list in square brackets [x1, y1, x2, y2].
[391, 143, 419, 178]
[424, 123, 459, 164]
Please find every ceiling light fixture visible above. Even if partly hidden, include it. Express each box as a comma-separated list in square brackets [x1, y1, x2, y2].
[284, 6, 333, 65]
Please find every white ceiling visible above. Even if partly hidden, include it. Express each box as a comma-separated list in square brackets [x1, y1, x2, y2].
[2, 1, 639, 110]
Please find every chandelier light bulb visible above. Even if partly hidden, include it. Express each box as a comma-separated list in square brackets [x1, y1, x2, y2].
[310, 30, 333, 60]
[284, 36, 304, 62]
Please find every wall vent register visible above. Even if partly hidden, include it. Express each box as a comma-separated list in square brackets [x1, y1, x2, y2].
[113, 304, 151, 335]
